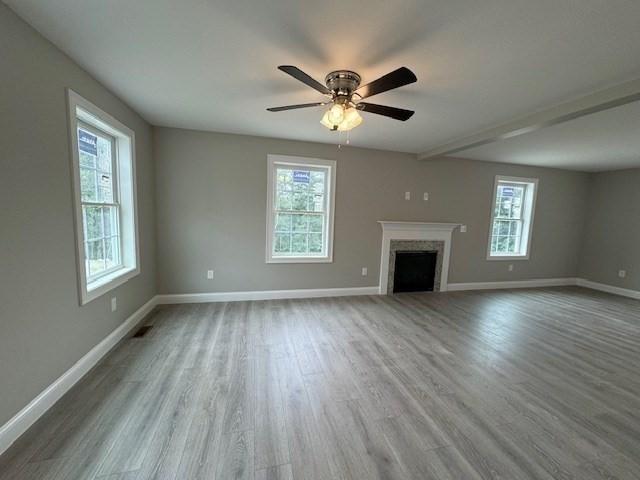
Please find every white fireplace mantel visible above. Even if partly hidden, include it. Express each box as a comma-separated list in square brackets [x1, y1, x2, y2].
[378, 221, 461, 294]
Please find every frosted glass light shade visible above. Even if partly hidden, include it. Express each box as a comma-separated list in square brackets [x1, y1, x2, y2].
[337, 108, 362, 131]
[327, 104, 345, 124]
[320, 106, 363, 131]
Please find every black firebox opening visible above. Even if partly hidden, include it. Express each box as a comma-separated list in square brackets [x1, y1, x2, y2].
[393, 250, 437, 293]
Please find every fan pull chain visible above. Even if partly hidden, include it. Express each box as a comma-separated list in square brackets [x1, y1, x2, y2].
[336, 130, 351, 149]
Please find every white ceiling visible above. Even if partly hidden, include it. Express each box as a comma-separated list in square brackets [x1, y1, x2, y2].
[6, 0, 640, 163]
[456, 101, 640, 172]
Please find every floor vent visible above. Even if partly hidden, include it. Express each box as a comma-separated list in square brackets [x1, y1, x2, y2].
[133, 325, 153, 338]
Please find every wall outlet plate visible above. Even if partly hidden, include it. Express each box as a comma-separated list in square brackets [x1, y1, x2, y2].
[207, 270, 214, 279]
[361, 267, 368, 276]
[460, 225, 467, 233]
[110, 297, 117, 312]
[618, 270, 627, 278]
[404, 191, 411, 200]
[508, 264, 514, 272]
[423, 192, 429, 201]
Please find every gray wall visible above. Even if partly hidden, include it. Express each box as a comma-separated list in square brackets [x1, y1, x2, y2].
[580, 168, 640, 291]
[155, 127, 590, 294]
[0, 5, 156, 426]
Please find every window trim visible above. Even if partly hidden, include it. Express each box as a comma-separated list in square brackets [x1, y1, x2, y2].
[486, 175, 538, 261]
[67, 89, 140, 304]
[265, 154, 336, 264]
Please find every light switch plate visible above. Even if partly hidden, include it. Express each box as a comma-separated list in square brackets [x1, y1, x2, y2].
[207, 270, 214, 279]
[404, 191, 411, 200]
[361, 267, 368, 276]
[460, 225, 467, 233]
[423, 192, 429, 201]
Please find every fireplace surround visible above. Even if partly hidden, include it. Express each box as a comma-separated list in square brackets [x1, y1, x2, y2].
[378, 222, 460, 295]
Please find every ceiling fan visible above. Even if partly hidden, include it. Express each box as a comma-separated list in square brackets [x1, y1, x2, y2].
[267, 66, 417, 132]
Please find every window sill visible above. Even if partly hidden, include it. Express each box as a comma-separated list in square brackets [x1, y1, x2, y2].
[487, 254, 530, 261]
[82, 266, 139, 305]
[266, 256, 333, 264]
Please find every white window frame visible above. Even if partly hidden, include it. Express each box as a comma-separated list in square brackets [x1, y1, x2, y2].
[487, 175, 538, 261]
[266, 155, 336, 263]
[67, 89, 140, 304]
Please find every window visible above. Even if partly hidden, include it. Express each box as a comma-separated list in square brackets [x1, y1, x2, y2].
[266, 155, 336, 263]
[487, 176, 538, 260]
[67, 90, 139, 304]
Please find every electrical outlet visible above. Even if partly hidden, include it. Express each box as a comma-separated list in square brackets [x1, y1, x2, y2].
[361, 267, 368, 276]
[404, 191, 411, 200]
[618, 270, 627, 278]
[460, 225, 467, 233]
[508, 264, 514, 272]
[423, 192, 429, 201]
[110, 297, 117, 312]
[207, 270, 214, 280]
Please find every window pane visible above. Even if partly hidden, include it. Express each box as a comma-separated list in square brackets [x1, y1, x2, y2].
[86, 239, 106, 278]
[96, 136, 113, 172]
[490, 222, 523, 255]
[80, 167, 97, 202]
[83, 206, 103, 241]
[291, 233, 308, 253]
[97, 172, 113, 203]
[292, 214, 308, 233]
[103, 206, 118, 237]
[496, 184, 525, 220]
[275, 213, 292, 232]
[309, 214, 323, 233]
[105, 236, 120, 270]
[276, 168, 293, 191]
[78, 127, 114, 204]
[496, 236, 509, 253]
[310, 172, 326, 211]
[274, 233, 291, 253]
[80, 151, 96, 168]
[309, 233, 323, 253]
[291, 192, 308, 211]
[276, 191, 292, 210]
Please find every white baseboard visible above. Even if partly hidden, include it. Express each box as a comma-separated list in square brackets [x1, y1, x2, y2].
[576, 278, 640, 300]
[0, 296, 158, 457]
[156, 286, 380, 304]
[447, 278, 578, 291]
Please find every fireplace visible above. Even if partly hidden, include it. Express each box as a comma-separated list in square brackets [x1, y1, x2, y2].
[393, 251, 438, 293]
[378, 222, 461, 295]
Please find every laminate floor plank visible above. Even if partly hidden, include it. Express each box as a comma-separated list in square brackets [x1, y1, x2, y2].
[1, 287, 639, 480]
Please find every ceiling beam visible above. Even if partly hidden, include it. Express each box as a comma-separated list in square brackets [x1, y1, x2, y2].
[417, 78, 640, 160]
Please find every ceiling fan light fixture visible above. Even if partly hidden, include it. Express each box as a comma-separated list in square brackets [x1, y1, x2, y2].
[337, 107, 362, 131]
[320, 106, 363, 132]
[320, 109, 338, 130]
[327, 103, 345, 124]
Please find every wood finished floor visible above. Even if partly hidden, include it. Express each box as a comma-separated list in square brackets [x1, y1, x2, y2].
[1, 287, 640, 479]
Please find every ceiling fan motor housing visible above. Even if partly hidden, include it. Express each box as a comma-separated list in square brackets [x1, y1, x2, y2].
[325, 70, 361, 103]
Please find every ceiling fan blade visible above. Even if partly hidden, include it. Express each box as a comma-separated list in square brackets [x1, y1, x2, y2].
[355, 67, 417, 100]
[356, 102, 415, 121]
[278, 66, 331, 95]
[267, 102, 327, 112]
